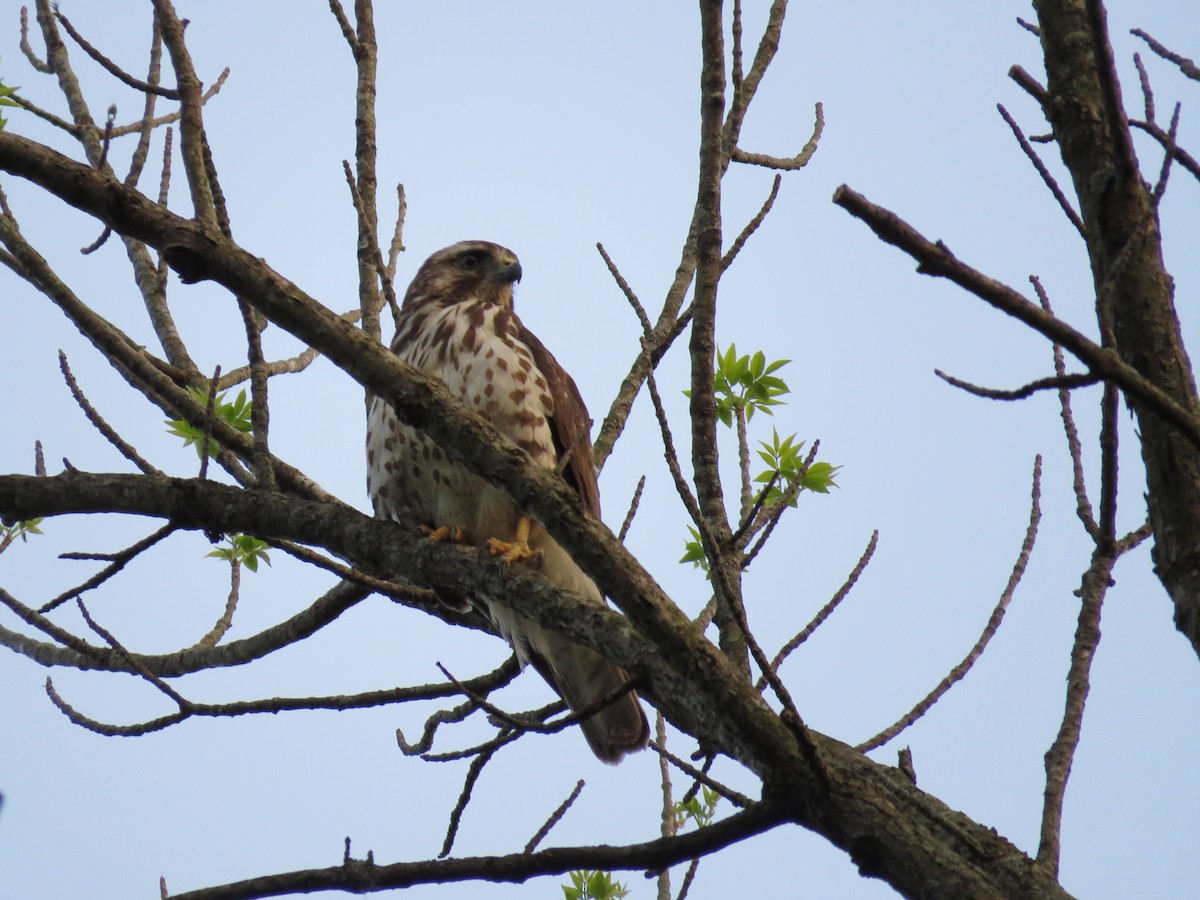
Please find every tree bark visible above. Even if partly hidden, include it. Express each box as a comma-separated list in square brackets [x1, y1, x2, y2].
[1035, 0, 1200, 655]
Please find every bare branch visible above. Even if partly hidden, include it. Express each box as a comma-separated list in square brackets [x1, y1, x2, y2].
[758, 530, 878, 689]
[722, 173, 781, 271]
[997, 103, 1085, 236]
[618, 474, 646, 543]
[857, 457, 1042, 752]
[731, 102, 823, 171]
[935, 368, 1100, 400]
[58, 351, 159, 474]
[42, 523, 175, 613]
[524, 780, 585, 854]
[54, 8, 180, 98]
[1131, 28, 1200, 82]
[1032, 276, 1097, 538]
[833, 184, 1200, 451]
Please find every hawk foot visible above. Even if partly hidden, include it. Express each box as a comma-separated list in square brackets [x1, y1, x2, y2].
[421, 525, 465, 543]
[486, 536, 543, 568]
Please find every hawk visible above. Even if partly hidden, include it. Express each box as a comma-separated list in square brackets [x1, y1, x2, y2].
[366, 240, 649, 763]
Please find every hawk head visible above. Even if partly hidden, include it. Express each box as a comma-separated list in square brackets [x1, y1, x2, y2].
[403, 240, 523, 311]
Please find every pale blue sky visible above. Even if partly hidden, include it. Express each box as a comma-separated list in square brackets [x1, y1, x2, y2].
[2, 2, 1198, 898]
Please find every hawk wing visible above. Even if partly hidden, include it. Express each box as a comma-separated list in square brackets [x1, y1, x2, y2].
[518, 322, 601, 518]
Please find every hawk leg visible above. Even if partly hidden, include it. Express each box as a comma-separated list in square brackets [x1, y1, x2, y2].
[421, 525, 466, 543]
[487, 515, 543, 566]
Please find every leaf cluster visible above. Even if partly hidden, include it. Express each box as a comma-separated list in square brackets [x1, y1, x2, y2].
[673, 785, 720, 830]
[0, 517, 43, 553]
[562, 870, 630, 900]
[165, 387, 253, 458]
[206, 533, 272, 572]
[687, 343, 791, 427]
[0, 64, 18, 131]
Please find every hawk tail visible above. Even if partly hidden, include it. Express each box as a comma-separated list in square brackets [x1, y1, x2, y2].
[522, 629, 649, 764]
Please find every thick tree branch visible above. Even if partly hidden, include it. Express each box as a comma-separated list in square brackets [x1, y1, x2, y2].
[1034, 0, 1200, 656]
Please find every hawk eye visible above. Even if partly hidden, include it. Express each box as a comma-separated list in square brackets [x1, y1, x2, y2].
[459, 253, 483, 270]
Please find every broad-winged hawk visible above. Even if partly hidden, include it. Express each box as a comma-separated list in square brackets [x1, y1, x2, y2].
[366, 240, 649, 763]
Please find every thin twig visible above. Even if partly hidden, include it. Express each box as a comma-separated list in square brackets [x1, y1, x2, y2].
[647, 741, 751, 809]
[997, 104, 1085, 237]
[435, 662, 638, 738]
[1032, 276, 1097, 537]
[757, 530, 878, 690]
[857, 457, 1042, 752]
[198, 366, 221, 481]
[722, 173, 781, 271]
[75, 598, 190, 708]
[19, 7, 52, 72]
[41, 524, 176, 614]
[1131, 28, 1200, 82]
[194, 558, 241, 649]
[236, 297, 275, 488]
[54, 8, 181, 98]
[523, 780, 585, 853]
[58, 351, 159, 474]
[934, 368, 1100, 400]
[730, 103, 823, 170]
[656, 710, 675, 900]
[439, 744, 500, 858]
[618, 475, 646, 542]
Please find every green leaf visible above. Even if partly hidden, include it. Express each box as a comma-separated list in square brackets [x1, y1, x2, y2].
[207, 534, 271, 571]
[679, 525, 712, 578]
[166, 385, 256, 458]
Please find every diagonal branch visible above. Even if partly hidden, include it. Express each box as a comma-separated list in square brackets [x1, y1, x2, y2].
[833, 184, 1200, 450]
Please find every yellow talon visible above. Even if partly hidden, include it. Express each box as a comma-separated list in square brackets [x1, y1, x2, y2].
[486, 516, 543, 566]
[421, 525, 465, 543]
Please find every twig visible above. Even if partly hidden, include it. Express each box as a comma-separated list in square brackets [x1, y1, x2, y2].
[934, 368, 1100, 400]
[342, 160, 398, 335]
[1037, 545, 1117, 873]
[1008, 65, 1049, 105]
[19, 7, 51, 70]
[268, 538, 439, 606]
[236, 297, 275, 489]
[618, 475, 646, 542]
[395, 659, 521, 756]
[857, 457, 1042, 752]
[741, 441, 819, 566]
[597, 242, 652, 333]
[108, 69, 229, 138]
[1032, 276, 1097, 537]
[645, 357, 706, 535]
[523, 780, 585, 853]
[75, 597, 190, 708]
[1129, 120, 1200, 185]
[730, 103, 823, 171]
[198, 366, 221, 481]
[722, 174, 781, 271]
[757, 530, 878, 690]
[439, 743, 500, 858]
[435, 662, 638, 738]
[152, 0, 220, 231]
[58, 351, 159, 474]
[648, 742, 750, 809]
[656, 711, 675, 900]
[832, 184, 1200, 451]
[194, 557, 241, 649]
[997, 104, 1085, 237]
[675, 859, 701, 900]
[731, 471, 777, 547]
[54, 8, 181, 98]
[1131, 28, 1200, 82]
[41, 523, 176, 613]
